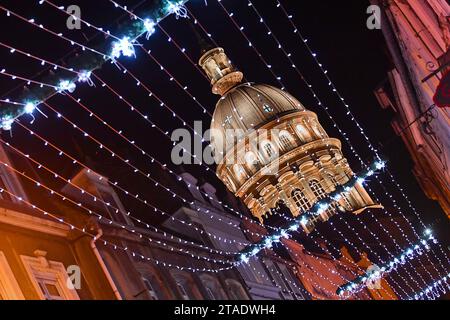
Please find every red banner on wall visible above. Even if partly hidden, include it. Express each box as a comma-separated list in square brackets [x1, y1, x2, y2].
[433, 70, 450, 108]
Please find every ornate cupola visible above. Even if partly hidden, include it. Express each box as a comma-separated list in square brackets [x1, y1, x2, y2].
[199, 47, 243, 96]
[201, 47, 381, 233]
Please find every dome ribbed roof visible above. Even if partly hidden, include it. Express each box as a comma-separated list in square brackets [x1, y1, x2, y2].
[210, 83, 306, 154]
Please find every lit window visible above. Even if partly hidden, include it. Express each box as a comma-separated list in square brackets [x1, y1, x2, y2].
[261, 141, 276, 159]
[309, 180, 326, 200]
[309, 180, 334, 218]
[291, 189, 310, 213]
[341, 192, 353, 210]
[279, 131, 293, 150]
[328, 174, 339, 187]
[327, 174, 352, 211]
[21, 253, 79, 300]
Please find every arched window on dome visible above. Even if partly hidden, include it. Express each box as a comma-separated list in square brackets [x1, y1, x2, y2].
[260, 140, 277, 160]
[328, 174, 339, 187]
[279, 130, 294, 150]
[295, 124, 310, 143]
[291, 189, 310, 213]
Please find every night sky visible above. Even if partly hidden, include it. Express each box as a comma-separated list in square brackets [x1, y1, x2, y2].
[0, 0, 448, 261]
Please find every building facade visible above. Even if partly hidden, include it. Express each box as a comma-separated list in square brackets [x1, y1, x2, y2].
[372, 0, 450, 217]
[0, 140, 398, 300]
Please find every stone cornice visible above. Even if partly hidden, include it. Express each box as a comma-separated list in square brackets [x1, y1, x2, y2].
[0, 206, 70, 237]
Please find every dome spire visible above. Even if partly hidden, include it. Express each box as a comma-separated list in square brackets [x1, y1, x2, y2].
[199, 47, 243, 95]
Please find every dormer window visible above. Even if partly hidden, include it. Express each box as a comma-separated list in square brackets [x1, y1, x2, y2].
[263, 104, 273, 113]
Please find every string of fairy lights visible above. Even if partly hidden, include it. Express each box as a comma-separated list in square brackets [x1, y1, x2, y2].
[0, 0, 447, 299]
[0, 183, 234, 273]
[269, 0, 450, 270]
[337, 229, 438, 296]
[211, 2, 440, 296]
[1, 0, 302, 280]
[0, 136, 240, 258]
[5, 119, 254, 250]
[238, 161, 421, 297]
[2, 2, 296, 243]
[212, 0, 448, 290]
[214, 0, 447, 296]
[0, 1, 428, 298]
[0, 0, 249, 273]
[0, 4, 268, 241]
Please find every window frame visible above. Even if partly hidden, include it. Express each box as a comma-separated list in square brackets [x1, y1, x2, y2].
[20, 254, 79, 300]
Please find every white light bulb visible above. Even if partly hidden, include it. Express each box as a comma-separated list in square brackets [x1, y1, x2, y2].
[77, 70, 92, 83]
[58, 80, 76, 93]
[1, 117, 13, 131]
[144, 19, 156, 39]
[111, 37, 135, 59]
[375, 161, 386, 170]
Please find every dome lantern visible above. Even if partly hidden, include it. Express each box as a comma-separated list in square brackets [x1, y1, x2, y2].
[199, 47, 243, 95]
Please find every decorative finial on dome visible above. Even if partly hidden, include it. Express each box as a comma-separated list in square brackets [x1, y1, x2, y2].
[199, 47, 243, 95]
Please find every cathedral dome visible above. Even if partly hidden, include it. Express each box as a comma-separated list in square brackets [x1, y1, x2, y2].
[210, 83, 306, 155]
[212, 83, 305, 131]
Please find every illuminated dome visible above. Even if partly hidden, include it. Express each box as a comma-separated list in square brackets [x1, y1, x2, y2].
[199, 47, 380, 231]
